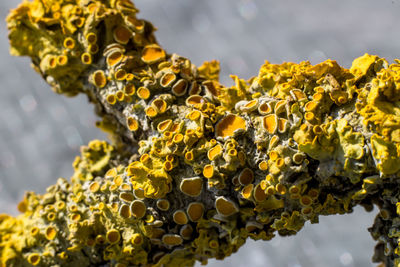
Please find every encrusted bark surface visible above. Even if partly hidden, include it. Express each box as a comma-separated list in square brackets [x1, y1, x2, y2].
[1, 0, 400, 266]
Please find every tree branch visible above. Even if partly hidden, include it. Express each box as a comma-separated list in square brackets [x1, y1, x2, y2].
[1, 0, 399, 266]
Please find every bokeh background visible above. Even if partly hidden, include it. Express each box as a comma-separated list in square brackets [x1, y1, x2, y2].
[1, 0, 399, 266]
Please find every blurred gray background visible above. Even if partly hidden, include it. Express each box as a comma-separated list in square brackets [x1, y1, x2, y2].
[1, 0, 399, 266]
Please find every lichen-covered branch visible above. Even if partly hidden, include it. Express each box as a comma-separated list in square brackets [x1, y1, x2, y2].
[1, 0, 400, 266]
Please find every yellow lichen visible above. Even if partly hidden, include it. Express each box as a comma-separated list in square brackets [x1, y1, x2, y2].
[186, 202, 204, 222]
[141, 44, 166, 64]
[130, 200, 147, 219]
[215, 114, 246, 138]
[4, 1, 400, 266]
[215, 196, 239, 216]
[180, 177, 203, 197]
